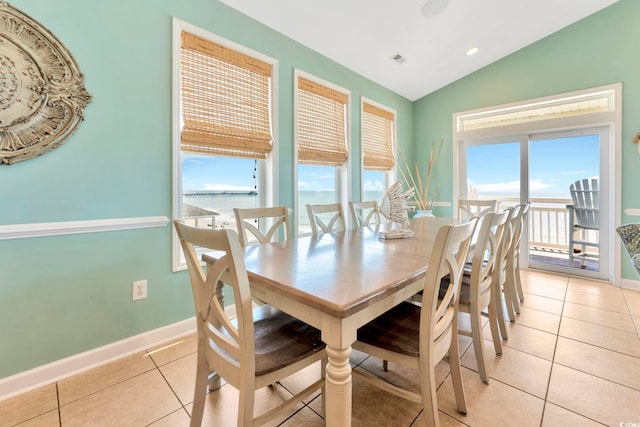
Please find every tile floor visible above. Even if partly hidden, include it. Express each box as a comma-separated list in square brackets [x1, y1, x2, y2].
[2, 269, 640, 426]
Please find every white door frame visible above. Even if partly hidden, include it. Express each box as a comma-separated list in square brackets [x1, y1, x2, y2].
[452, 83, 621, 285]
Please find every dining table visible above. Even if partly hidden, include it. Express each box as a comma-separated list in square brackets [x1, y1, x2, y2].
[203, 216, 457, 427]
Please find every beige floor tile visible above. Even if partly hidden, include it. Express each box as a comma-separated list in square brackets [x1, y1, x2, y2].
[565, 289, 628, 314]
[634, 316, 640, 335]
[186, 382, 300, 427]
[0, 383, 58, 427]
[519, 293, 564, 315]
[567, 277, 617, 295]
[554, 337, 640, 391]
[623, 288, 640, 317]
[541, 403, 605, 427]
[521, 281, 566, 301]
[559, 317, 640, 357]
[437, 367, 544, 427]
[147, 408, 190, 427]
[483, 322, 557, 361]
[357, 355, 449, 395]
[520, 270, 569, 287]
[14, 410, 60, 427]
[513, 306, 560, 334]
[277, 361, 324, 404]
[58, 351, 156, 405]
[349, 348, 370, 366]
[562, 301, 636, 333]
[158, 352, 197, 406]
[279, 406, 325, 426]
[147, 333, 197, 367]
[350, 374, 422, 427]
[547, 364, 640, 426]
[433, 412, 469, 427]
[59, 370, 181, 427]
[461, 339, 552, 398]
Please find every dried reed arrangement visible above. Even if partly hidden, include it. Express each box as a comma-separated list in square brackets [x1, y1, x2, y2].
[398, 138, 443, 211]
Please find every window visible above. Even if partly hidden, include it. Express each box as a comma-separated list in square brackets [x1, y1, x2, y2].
[172, 19, 277, 270]
[361, 98, 396, 203]
[294, 71, 350, 235]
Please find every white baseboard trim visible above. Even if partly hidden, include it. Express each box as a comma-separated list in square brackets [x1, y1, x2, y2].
[0, 216, 170, 241]
[621, 278, 640, 290]
[0, 317, 196, 402]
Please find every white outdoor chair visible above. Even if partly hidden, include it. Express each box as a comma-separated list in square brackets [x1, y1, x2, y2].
[352, 219, 477, 427]
[567, 178, 599, 268]
[349, 200, 381, 228]
[306, 203, 346, 236]
[173, 220, 326, 427]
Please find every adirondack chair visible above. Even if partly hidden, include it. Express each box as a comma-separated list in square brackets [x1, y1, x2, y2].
[567, 178, 599, 268]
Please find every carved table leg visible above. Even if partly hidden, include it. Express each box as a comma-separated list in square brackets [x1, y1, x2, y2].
[325, 345, 352, 427]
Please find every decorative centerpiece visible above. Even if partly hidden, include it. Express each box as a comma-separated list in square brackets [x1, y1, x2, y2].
[398, 139, 443, 216]
[378, 180, 415, 240]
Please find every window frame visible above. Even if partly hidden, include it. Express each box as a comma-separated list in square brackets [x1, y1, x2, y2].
[171, 18, 278, 271]
[293, 69, 351, 236]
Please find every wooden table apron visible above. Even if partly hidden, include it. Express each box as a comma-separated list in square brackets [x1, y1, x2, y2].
[204, 216, 456, 427]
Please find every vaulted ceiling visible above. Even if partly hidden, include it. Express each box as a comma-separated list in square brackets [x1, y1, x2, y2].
[220, 0, 619, 100]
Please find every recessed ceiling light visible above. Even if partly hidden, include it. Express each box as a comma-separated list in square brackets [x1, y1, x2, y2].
[466, 47, 479, 56]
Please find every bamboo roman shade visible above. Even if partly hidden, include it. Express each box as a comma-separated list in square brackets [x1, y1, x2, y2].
[362, 102, 395, 171]
[296, 76, 348, 166]
[180, 31, 273, 159]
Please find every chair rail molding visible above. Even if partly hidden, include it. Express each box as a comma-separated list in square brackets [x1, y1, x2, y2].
[0, 216, 169, 240]
[624, 208, 640, 217]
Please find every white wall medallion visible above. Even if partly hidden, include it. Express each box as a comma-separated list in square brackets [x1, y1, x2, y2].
[0, 2, 92, 165]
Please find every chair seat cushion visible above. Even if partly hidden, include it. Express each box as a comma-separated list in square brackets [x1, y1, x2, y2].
[356, 301, 421, 357]
[252, 305, 326, 376]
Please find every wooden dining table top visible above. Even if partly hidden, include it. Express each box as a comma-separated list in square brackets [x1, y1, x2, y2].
[228, 216, 457, 318]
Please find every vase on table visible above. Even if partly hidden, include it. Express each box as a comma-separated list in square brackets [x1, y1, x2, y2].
[413, 209, 434, 218]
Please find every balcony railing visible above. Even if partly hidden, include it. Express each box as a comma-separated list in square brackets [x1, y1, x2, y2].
[494, 197, 599, 267]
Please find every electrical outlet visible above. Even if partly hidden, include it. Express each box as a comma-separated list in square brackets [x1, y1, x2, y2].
[132, 280, 147, 301]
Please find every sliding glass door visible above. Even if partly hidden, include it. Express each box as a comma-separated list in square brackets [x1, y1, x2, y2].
[460, 128, 610, 280]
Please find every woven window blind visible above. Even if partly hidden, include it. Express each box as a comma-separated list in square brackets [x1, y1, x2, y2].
[362, 102, 395, 170]
[296, 76, 348, 166]
[180, 31, 273, 159]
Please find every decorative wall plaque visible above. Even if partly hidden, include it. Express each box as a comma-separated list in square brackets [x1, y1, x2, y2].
[0, 2, 92, 165]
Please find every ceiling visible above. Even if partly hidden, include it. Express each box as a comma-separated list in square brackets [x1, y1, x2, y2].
[219, 0, 619, 101]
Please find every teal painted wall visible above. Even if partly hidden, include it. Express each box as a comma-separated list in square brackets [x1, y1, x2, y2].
[0, 0, 412, 378]
[414, 0, 640, 280]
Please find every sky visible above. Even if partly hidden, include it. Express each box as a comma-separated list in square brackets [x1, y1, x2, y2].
[468, 134, 599, 198]
[183, 133, 600, 198]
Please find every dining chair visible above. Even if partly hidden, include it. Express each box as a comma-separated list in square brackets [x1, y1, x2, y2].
[352, 219, 477, 427]
[439, 211, 509, 384]
[506, 202, 530, 316]
[458, 199, 498, 222]
[493, 207, 516, 339]
[567, 178, 599, 268]
[233, 206, 291, 247]
[348, 200, 381, 228]
[173, 220, 327, 427]
[306, 202, 346, 235]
